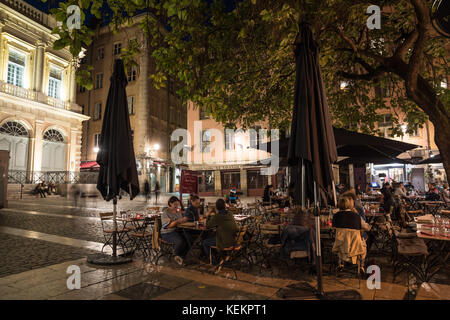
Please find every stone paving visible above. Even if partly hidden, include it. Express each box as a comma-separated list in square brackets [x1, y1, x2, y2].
[1, 256, 448, 300]
[0, 196, 448, 300]
[0, 233, 97, 278]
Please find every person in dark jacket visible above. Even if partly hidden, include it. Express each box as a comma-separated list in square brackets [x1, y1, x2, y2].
[183, 194, 201, 222]
[183, 194, 202, 247]
[202, 199, 239, 265]
[154, 181, 160, 204]
[144, 180, 150, 202]
[381, 182, 395, 213]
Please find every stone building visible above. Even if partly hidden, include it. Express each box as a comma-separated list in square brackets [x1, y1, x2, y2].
[0, 0, 88, 183]
[186, 101, 277, 197]
[77, 14, 187, 193]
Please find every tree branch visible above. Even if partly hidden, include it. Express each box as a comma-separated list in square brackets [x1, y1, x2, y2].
[394, 29, 419, 60]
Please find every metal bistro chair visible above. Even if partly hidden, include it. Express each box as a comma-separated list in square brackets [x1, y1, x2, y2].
[210, 225, 248, 279]
[257, 222, 283, 271]
[332, 228, 367, 289]
[129, 221, 152, 260]
[99, 212, 134, 255]
[152, 217, 175, 265]
[391, 230, 429, 299]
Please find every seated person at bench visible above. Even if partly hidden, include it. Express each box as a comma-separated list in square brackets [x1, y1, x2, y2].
[161, 196, 189, 266]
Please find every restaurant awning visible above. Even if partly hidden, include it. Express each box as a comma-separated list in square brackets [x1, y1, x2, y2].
[419, 154, 442, 164]
[336, 156, 411, 165]
[251, 127, 420, 160]
[80, 161, 100, 171]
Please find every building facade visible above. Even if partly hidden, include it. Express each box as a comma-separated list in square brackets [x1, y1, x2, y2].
[77, 16, 187, 193]
[339, 80, 449, 191]
[0, 0, 88, 183]
[186, 101, 280, 197]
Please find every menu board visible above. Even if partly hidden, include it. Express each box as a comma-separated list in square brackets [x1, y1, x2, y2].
[180, 170, 198, 194]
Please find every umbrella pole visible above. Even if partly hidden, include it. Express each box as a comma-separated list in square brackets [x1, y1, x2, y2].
[314, 181, 324, 297]
[113, 196, 117, 257]
[301, 159, 305, 208]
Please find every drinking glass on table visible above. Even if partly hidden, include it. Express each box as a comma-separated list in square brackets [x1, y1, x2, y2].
[435, 214, 442, 225]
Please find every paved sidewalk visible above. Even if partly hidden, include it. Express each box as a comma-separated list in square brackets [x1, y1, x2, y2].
[1, 257, 448, 300]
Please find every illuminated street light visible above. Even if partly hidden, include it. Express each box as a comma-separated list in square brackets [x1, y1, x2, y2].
[93, 147, 99, 153]
[153, 143, 160, 151]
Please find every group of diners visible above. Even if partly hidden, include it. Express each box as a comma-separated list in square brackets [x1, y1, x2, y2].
[160, 194, 239, 266]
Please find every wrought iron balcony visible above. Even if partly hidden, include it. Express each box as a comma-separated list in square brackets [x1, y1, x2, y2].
[8, 170, 99, 184]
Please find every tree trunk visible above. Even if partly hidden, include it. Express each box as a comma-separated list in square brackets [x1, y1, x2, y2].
[430, 116, 450, 182]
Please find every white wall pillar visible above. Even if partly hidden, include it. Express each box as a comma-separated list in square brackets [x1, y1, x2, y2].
[33, 41, 45, 92]
[69, 127, 82, 172]
[68, 62, 77, 103]
[240, 168, 247, 196]
[33, 121, 44, 172]
[349, 164, 355, 188]
[214, 170, 221, 196]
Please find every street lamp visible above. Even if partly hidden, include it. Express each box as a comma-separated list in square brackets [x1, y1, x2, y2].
[93, 147, 99, 153]
[153, 143, 160, 151]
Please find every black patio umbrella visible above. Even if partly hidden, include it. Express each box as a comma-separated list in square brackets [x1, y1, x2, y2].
[280, 23, 362, 300]
[252, 127, 419, 160]
[419, 154, 442, 164]
[285, 23, 338, 298]
[88, 59, 139, 265]
[336, 156, 412, 165]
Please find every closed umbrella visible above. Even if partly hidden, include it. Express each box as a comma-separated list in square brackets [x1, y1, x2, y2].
[88, 59, 139, 265]
[283, 23, 359, 299]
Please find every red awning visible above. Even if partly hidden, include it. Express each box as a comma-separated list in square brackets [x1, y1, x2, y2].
[80, 161, 100, 170]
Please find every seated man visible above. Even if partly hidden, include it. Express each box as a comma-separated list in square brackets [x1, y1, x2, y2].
[202, 199, 239, 265]
[183, 195, 201, 222]
[183, 194, 203, 247]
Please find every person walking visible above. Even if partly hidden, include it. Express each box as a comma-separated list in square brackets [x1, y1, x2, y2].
[154, 180, 160, 204]
[144, 180, 150, 203]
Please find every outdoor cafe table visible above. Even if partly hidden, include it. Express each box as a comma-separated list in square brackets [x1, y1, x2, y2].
[233, 214, 253, 225]
[365, 211, 387, 225]
[417, 201, 447, 214]
[414, 219, 450, 282]
[177, 222, 213, 263]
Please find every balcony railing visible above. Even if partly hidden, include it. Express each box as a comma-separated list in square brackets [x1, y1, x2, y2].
[0, 81, 75, 112]
[0, 82, 36, 100]
[8, 171, 99, 184]
[0, 0, 57, 29]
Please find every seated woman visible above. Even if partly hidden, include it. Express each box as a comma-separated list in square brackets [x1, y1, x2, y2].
[263, 185, 283, 206]
[160, 196, 189, 266]
[425, 183, 441, 201]
[332, 194, 371, 232]
[332, 194, 371, 270]
[202, 199, 239, 265]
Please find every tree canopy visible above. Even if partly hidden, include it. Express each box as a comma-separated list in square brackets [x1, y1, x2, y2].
[46, 0, 450, 175]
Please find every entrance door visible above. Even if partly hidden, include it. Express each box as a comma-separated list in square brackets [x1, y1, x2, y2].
[41, 141, 66, 171]
[411, 168, 425, 193]
[0, 131, 29, 171]
[41, 129, 66, 171]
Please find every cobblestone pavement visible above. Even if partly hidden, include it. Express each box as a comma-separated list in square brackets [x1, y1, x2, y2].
[0, 208, 104, 243]
[1, 196, 448, 300]
[0, 233, 97, 278]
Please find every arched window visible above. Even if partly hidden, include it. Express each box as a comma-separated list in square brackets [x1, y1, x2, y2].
[0, 121, 28, 137]
[43, 129, 64, 142]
